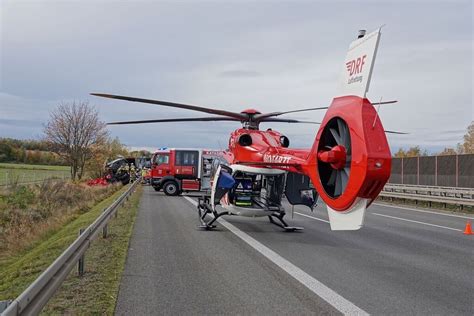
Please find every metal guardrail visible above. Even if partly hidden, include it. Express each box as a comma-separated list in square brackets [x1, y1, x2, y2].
[1, 178, 141, 316]
[380, 183, 474, 207]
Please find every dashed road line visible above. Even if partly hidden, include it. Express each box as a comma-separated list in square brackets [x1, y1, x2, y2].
[294, 212, 330, 223]
[372, 213, 463, 232]
[183, 196, 369, 315]
[373, 203, 474, 220]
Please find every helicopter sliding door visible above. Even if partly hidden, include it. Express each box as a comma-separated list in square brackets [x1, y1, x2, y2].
[285, 172, 318, 209]
[210, 163, 235, 207]
[262, 174, 286, 206]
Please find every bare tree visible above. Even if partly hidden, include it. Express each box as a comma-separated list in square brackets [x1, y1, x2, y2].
[459, 121, 474, 154]
[44, 101, 108, 180]
[438, 147, 457, 156]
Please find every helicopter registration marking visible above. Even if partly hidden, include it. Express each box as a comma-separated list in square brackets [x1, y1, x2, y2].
[263, 154, 291, 164]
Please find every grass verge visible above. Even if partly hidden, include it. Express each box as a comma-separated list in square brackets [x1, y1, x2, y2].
[41, 185, 142, 315]
[0, 184, 136, 301]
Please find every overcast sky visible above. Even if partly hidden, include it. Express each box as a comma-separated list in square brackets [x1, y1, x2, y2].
[1, 0, 472, 153]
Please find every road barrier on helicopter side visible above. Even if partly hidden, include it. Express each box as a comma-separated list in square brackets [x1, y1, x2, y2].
[1, 178, 141, 316]
[379, 183, 474, 209]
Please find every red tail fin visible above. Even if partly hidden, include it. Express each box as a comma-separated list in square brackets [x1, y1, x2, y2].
[305, 28, 391, 230]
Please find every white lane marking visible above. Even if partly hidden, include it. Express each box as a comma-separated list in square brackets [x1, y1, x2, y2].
[183, 196, 368, 315]
[374, 203, 474, 220]
[294, 212, 330, 223]
[372, 213, 463, 232]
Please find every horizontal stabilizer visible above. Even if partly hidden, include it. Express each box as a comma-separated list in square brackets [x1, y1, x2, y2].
[373, 100, 397, 105]
[385, 130, 408, 135]
[326, 198, 368, 230]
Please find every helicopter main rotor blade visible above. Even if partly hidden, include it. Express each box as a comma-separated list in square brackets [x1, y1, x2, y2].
[91, 93, 248, 120]
[107, 117, 241, 125]
[254, 107, 329, 121]
[261, 118, 321, 124]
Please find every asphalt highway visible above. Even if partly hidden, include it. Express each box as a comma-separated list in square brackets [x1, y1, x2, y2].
[115, 187, 473, 315]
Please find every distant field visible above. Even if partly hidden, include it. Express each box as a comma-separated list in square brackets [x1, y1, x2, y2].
[0, 163, 69, 186]
[0, 163, 69, 171]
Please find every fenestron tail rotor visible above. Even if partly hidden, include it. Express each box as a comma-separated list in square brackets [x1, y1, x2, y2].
[317, 117, 351, 198]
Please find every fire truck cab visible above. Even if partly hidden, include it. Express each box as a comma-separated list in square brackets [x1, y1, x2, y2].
[150, 148, 225, 196]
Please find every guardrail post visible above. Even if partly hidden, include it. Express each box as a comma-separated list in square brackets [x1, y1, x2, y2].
[78, 229, 85, 277]
[401, 157, 404, 184]
[455, 155, 459, 188]
[417, 156, 420, 185]
[102, 224, 108, 238]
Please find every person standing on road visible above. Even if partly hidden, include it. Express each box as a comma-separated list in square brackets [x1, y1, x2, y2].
[130, 164, 136, 182]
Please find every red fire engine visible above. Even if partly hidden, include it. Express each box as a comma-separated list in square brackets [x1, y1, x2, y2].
[150, 148, 226, 195]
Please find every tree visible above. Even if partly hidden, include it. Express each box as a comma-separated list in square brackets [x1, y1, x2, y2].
[393, 146, 428, 158]
[129, 149, 152, 157]
[86, 137, 129, 178]
[459, 121, 474, 154]
[0, 143, 14, 162]
[438, 147, 457, 156]
[44, 101, 108, 180]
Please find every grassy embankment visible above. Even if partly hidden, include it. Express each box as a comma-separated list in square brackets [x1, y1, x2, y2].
[0, 163, 70, 186]
[0, 184, 142, 314]
[0, 179, 120, 255]
[42, 185, 141, 315]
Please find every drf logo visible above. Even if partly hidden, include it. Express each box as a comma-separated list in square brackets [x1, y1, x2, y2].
[346, 54, 367, 76]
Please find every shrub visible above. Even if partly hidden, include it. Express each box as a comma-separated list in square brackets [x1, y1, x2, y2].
[5, 186, 35, 209]
[0, 180, 121, 254]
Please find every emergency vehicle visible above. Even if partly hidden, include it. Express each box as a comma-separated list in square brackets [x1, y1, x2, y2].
[150, 148, 226, 195]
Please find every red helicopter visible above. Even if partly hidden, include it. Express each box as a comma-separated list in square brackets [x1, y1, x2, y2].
[92, 28, 402, 231]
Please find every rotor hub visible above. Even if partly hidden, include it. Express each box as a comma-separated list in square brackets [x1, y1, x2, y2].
[241, 108, 261, 115]
[316, 117, 352, 199]
[318, 145, 346, 170]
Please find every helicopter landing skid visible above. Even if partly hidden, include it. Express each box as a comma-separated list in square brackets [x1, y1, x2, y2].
[268, 213, 304, 231]
[197, 196, 229, 230]
[197, 196, 303, 231]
